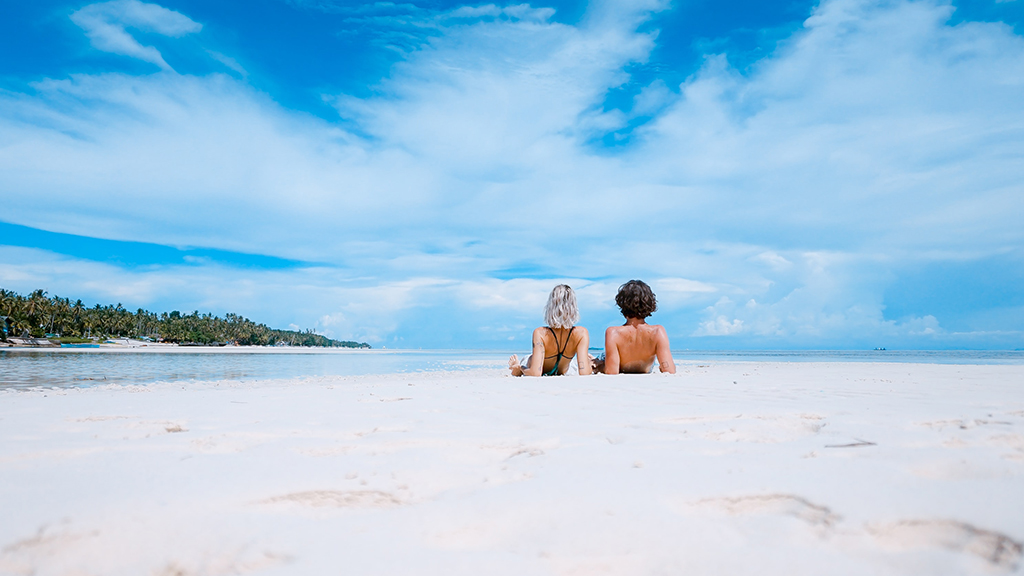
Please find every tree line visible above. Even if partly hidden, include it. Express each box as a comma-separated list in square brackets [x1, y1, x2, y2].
[0, 288, 370, 348]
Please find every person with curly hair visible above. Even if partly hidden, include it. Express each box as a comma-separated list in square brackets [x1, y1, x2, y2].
[599, 280, 676, 374]
[508, 284, 593, 376]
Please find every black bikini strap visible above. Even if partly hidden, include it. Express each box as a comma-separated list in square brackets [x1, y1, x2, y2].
[543, 326, 575, 376]
[545, 326, 574, 358]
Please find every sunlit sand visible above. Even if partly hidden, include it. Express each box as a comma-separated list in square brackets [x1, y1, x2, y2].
[2, 362, 1022, 575]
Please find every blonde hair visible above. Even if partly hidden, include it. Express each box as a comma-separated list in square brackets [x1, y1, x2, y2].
[544, 284, 579, 329]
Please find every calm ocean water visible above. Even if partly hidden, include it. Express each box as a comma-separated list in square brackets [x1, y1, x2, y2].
[1, 348, 1022, 390]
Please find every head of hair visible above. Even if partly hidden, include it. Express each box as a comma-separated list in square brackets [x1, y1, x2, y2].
[615, 279, 657, 319]
[544, 284, 579, 329]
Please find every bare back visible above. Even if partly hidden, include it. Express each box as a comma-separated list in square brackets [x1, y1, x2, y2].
[537, 327, 585, 375]
[604, 319, 675, 374]
[510, 326, 592, 377]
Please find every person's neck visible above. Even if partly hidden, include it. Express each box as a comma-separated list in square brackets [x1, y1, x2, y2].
[623, 317, 647, 327]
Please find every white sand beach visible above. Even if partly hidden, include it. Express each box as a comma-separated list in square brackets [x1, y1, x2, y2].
[2, 362, 1023, 575]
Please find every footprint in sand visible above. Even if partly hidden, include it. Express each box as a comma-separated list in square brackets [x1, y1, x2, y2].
[259, 490, 402, 509]
[1, 525, 100, 555]
[0, 525, 99, 575]
[506, 447, 545, 459]
[868, 519, 1023, 571]
[151, 550, 291, 576]
[3, 525, 289, 576]
[69, 416, 188, 437]
[988, 433, 1024, 461]
[694, 494, 841, 528]
[919, 419, 1024, 462]
[70, 415, 134, 422]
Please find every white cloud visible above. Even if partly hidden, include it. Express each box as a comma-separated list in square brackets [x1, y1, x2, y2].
[205, 50, 248, 77]
[653, 278, 717, 294]
[650, 277, 718, 309]
[752, 252, 792, 270]
[501, 4, 555, 21]
[3, 0, 667, 260]
[689, 251, 958, 344]
[70, 0, 201, 69]
[636, 0, 1024, 253]
[632, 79, 674, 117]
[448, 5, 503, 19]
[697, 314, 745, 336]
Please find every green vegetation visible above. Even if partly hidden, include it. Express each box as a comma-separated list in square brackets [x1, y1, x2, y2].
[0, 288, 370, 348]
[55, 337, 94, 344]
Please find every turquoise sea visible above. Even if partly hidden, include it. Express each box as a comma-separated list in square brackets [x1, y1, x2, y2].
[1, 348, 1022, 390]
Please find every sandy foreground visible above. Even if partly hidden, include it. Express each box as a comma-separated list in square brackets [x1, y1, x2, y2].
[1, 362, 1023, 576]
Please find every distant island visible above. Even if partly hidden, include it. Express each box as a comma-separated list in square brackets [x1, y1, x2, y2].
[0, 288, 370, 348]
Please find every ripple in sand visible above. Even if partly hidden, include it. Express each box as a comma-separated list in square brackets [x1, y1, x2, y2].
[659, 413, 827, 444]
[259, 489, 402, 509]
[919, 418, 1014, 430]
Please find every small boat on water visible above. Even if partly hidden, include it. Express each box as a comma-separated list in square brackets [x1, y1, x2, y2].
[6, 337, 60, 348]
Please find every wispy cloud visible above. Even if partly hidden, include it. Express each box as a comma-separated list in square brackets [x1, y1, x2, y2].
[205, 50, 248, 78]
[70, 0, 201, 70]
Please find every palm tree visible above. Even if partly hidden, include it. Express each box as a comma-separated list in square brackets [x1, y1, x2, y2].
[24, 290, 48, 336]
[0, 289, 15, 317]
[71, 300, 85, 336]
[0, 288, 368, 347]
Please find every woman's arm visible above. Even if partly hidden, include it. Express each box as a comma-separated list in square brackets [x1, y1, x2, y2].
[603, 327, 620, 375]
[575, 328, 592, 375]
[523, 328, 547, 377]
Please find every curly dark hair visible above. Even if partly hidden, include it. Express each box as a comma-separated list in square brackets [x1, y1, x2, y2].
[615, 279, 657, 319]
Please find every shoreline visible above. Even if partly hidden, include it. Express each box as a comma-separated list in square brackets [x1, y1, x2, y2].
[2, 345, 1023, 364]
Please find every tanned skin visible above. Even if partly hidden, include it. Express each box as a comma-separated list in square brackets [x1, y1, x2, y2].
[508, 326, 592, 376]
[602, 317, 676, 374]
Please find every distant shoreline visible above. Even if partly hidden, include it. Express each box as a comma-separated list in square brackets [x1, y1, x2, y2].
[1, 289, 371, 349]
[2, 346, 1022, 364]
[1, 343, 381, 353]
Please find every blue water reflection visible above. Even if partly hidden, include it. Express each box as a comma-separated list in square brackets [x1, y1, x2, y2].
[0, 349, 508, 389]
[1, 348, 1021, 389]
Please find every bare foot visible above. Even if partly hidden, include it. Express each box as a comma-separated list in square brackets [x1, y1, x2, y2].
[508, 354, 525, 377]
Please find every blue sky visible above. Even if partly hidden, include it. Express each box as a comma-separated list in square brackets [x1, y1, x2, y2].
[1, 0, 1023, 349]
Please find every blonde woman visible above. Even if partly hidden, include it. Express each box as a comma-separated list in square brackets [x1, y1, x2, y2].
[508, 284, 592, 376]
